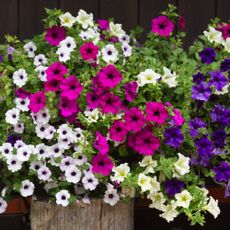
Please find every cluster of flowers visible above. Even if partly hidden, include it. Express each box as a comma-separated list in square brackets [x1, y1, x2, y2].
[0, 5, 226, 226]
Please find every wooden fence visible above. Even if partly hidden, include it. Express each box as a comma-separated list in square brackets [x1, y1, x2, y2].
[0, 0, 230, 46]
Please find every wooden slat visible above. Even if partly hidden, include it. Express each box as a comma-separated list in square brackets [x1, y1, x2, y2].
[100, 0, 138, 32]
[60, 0, 99, 18]
[139, 0, 177, 38]
[216, 0, 230, 22]
[19, 0, 59, 40]
[0, 0, 18, 43]
[178, 0, 216, 48]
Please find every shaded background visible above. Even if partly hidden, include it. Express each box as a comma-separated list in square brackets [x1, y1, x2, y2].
[1, 0, 230, 46]
[1, 0, 230, 229]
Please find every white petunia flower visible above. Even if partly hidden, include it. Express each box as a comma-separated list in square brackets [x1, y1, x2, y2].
[173, 153, 190, 178]
[82, 194, 91, 204]
[7, 155, 23, 172]
[84, 108, 99, 123]
[55, 189, 70, 207]
[203, 196, 220, 219]
[159, 202, 179, 222]
[30, 161, 43, 171]
[34, 143, 49, 159]
[79, 28, 100, 44]
[175, 190, 192, 209]
[139, 156, 157, 174]
[138, 173, 152, 192]
[15, 97, 30, 111]
[109, 22, 125, 37]
[119, 34, 130, 44]
[204, 26, 223, 44]
[13, 69, 28, 87]
[161, 67, 178, 88]
[222, 37, 230, 52]
[49, 143, 65, 158]
[14, 123, 24, 134]
[148, 192, 166, 211]
[75, 154, 87, 166]
[20, 180, 35, 197]
[57, 124, 73, 138]
[0, 143, 13, 159]
[57, 48, 71, 63]
[150, 176, 160, 193]
[103, 187, 120, 206]
[82, 173, 99, 191]
[60, 156, 76, 172]
[111, 163, 130, 183]
[23, 41, 37, 58]
[35, 124, 55, 140]
[0, 197, 7, 214]
[16, 145, 33, 162]
[65, 166, 82, 184]
[59, 12, 76, 28]
[37, 166, 52, 181]
[34, 54, 47, 67]
[137, 69, 161, 87]
[101, 44, 118, 63]
[5, 108, 20, 125]
[122, 44, 132, 57]
[36, 66, 47, 82]
[59, 36, 76, 52]
[14, 140, 25, 149]
[76, 9, 94, 29]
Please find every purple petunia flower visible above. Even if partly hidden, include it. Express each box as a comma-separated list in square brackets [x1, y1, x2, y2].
[209, 70, 228, 91]
[211, 105, 230, 127]
[213, 162, 230, 183]
[212, 130, 226, 149]
[195, 136, 213, 157]
[192, 72, 206, 84]
[164, 179, 185, 198]
[199, 47, 216, 64]
[164, 127, 184, 148]
[220, 57, 230, 72]
[192, 82, 212, 101]
[224, 180, 230, 198]
[6, 134, 21, 146]
[189, 118, 206, 138]
[0, 54, 4, 62]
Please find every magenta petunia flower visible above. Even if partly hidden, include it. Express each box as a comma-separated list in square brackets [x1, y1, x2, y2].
[15, 88, 31, 99]
[44, 75, 64, 92]
[45, 26, 66, 46]
[100, 93, 122, 114]
[128, 128, 160, 155]
[124, 107, 145, 132]
[124, 81, 138, 102]
[98, 19, 110, 30]
[80, 42, 99, 61]
[93, 131, 109, 155]
[63, 112, 78, 124]
[173, 109, 184, 126]
[109, 120, 128, 142]
[29, 91, 46, 113]
[221, 24, 230, 40]
[60, 96, 78, 117]
[151, 15, 174, 37]
[97, 65, 122, 89]
[178, 16, 185, 29]
[60, 75, 83, 100]
[92, 153, 113, 176]
[46, 62, 68, 79]
[86, 91, 102, 109]
[146, 102, 169, 125]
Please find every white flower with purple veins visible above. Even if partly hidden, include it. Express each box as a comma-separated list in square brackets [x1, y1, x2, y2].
[14, 140, 25, 149]
[75, 154, 87, 166]
[35, 124, 55, 140]
[65, 166, 82, 184]
[0, 197, 7, 214]
[13, 69, 28, 87]
[101, 44, 118, 63]
[0, 143, 13, 159]
[32, 108, 50, 125]
[119, 34, 130, 44]
[35, 143, 49, 159]
[37, 166, 52, 181]
[59, 12, 76, 28]
[34, 54, 47, 67]
[49, 143, 65, 158]
[74, 128, 84, 141]
[17, 145, 33, 162]
[103, 187, 120, 206]
[57, 124, 73, 138]
[36, 66, 47, 82]
[7, 155, 23, 172]
[57, 48, 71, 63]
[30, 161, 43, 171]
[20, 180, 35, 197]
[15, 97, 30, 111]
[122, 44, 132, 57]
[5, 108, 20, 125]
[55, 189, 70, 207]
[14, 122, 24, 134]
[76, 9, 94, 29]
[23, 41, 37, 58]
[82, 173, 98, 191]
[60, 156, 76, 172]
[59, 36, 76, 52]
[58, 137, 72, 149]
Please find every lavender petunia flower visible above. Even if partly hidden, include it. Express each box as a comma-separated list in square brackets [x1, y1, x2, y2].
[199, 47, 216, 64]
[213, 162, 230, 183]
[209, 70, 228, 91]
[164, 127, 184, 148]
[192, 82, 212, 101]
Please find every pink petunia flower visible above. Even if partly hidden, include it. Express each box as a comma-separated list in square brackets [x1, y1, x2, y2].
[15, 88, 31, 99]
[44, 75, 64, 92]
[93, 131, 109, 155]
[100, 93, 122, 114]
[124, 107, 145, 133]
[60, 75, 83, 100]
[146, 102, 169, 125]
[109, 120, 128, 142]
[92, 153, 113, 176]
[151, 15, 174, 37]
[173, 109, 184, 126]
[46, 62, 67, 79]
[97, 65, 122, 89]
[86, 91, 102, 109]
[80, 42, 99, 61]
[60, 96, 78, 117]
[29, 91, 46, 113]
[124, 81, 138, 102]
[45, 26, 66, 46]
[98, 19, 110, 30]
[128, 128, 160, 155]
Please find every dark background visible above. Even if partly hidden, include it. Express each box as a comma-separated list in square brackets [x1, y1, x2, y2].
[1, 0, 230, 229]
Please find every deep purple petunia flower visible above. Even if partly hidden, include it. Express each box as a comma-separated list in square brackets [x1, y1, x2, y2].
[213, 162, 230, 183]
[195, 136, 213, 157]
[225, 180, 230, 198]
[164, 179, 185, 198]
[212, 130, 227, 149]
[189, 118, 206, 138]
[192, 72, 206, 84]
[199, 47, 216, 64]
[164, 127, 184, 148]
[211, 105, 230, 127]
[192, 82, 212, 101]
[209, 70, 228, 91]
[220, 57, 230, 72]
[0, 54, 4, 62]
[6, 134, 21, 146]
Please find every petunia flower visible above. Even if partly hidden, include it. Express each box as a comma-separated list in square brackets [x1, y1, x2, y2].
[29, 91, 46, 113]
[45, 26, 66, 46]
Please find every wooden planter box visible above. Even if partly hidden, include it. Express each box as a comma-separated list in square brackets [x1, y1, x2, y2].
[30, 199, 134, 230]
